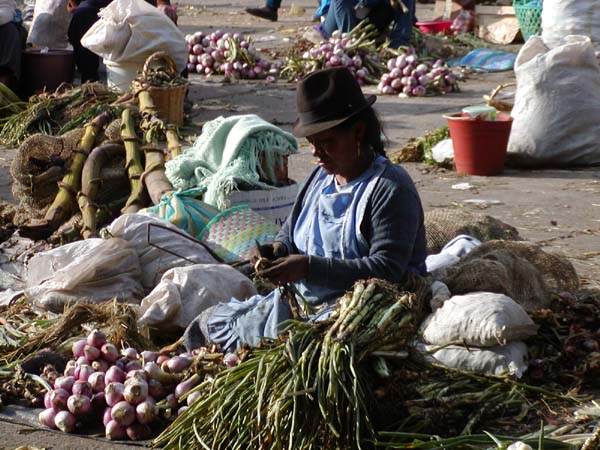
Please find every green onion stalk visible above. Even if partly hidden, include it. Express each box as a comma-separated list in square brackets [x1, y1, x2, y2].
[153, 279, 420, 450]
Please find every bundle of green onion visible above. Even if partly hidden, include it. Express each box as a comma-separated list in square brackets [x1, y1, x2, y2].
[153, 279, 420, 450]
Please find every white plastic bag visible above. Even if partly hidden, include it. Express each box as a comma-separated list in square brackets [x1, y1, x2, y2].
[105, 213, 218, 290]
[419, 292, 538, 347]
[417, 341, 529, 378]
[25, 238, 143, 312]
[507, 35, 600, 167]
[0, 0, 16, 25]
[542, 0, 600, 51]
[81, 0, 188, 72]
[137, 264, 257, 330]
[27, 0, 70, 49]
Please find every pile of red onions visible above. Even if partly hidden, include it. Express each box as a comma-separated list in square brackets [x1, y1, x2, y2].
[377, 50, 460, 97]
[185, 30, 279, 81]
[295, 30, 373, 85]
[38, 330, 242, 440]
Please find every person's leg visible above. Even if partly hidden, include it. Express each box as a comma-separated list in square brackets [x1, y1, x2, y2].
[389, 0, 415, 48]
[0, 23, 26, 93]
[367, 1, 394, 34]
[320, 0, 357, 37]
[245, 0, 279, 21]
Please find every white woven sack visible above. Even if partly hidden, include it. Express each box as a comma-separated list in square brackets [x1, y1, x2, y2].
[507, 35, 600, 167]
[417, 341, 529, 378]
[419, 292, 537, 347]
[541, 0, 600, 51]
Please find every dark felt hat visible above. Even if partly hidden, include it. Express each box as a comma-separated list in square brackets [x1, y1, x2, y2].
[292, 67, 376, 138]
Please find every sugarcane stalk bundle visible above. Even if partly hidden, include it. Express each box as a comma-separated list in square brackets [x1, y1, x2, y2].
[138, 90, 174, 204]
[153, 279, 421, 450]
[19, 111, 114, 240]
[77, 142, 126, 238]
[120, 108, 147, 214]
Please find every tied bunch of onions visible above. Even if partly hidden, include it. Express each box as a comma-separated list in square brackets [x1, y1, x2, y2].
[377, 50, 460, 97]
[38, 329, 241, 440]
[184, 30, 280, 81]
[281, 20, 389, 84]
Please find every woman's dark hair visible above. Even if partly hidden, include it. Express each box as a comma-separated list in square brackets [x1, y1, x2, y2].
[335, 106, 387, 157]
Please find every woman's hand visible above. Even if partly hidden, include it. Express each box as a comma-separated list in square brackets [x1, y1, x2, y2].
[250, 241, 288, 264]
[257, 255, 309, 285]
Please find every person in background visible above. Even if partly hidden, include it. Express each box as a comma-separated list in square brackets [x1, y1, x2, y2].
[156, 0, 177, 23]
[245, 0, 279, 22]
[0, 0, 27, 92]
[67, 0, 110, 82]
[183, 67, 427, 353]
[305, 0, 416, 48]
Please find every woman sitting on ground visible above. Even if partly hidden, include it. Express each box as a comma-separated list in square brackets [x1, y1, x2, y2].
[185, 67, 427, 353]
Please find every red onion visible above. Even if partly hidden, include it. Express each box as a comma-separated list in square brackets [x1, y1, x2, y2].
[50, 388, 69, 410]
[75, 364, 94, 382]
[187, 390, 202, 406]
[44, 391, 52, 409]
[102, 407, 112, 426]
[100, 343, 119, 363]
[156, 354, 170, 366]
[413, 85, 427, 97]
[76, 356, 90, 366]
[124, 379, 148, 405]
[89, 372, 106, 393]
[115, 358, 127, 371]
[105, 366, 126, 384]
[126, 423, 151, 441]
[147, 379, 164, 399]
[111, 401, 135, 427]
[72, 339, 87, 358]
[39, 408, 58, 429]
[54, 375, 75, 392]
[223, 353, 240, 368]
[125, 359, 143, 372]
[86, 329, 106, 348]
[64, 360, 77, 377]
[72, 380, 92, 398]
[67, 394, 91, 416]
[83, 344, 100, 362]
[136, 399, 158, 424]
[140, 351, 158, 363]
[165, 393, 178, 410]
[92, 392, 106, 413]
[105, 382, 125, 407]
[121, 347, 139, 360]
[175, 374, 201, 399]
[92, 359, 110, 373]
[144, 362, 180, 385]
[164, 356, 191, 373]
[177, 406, 188, 416]
[54, 410, 76, 433]
[126, 369, 147, 382]
[105, 420, 127, 440]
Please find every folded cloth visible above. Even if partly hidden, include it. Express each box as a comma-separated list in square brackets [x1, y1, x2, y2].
[448, 48, 517, 72]
[142, 188, 219, 238]
[165, 114, 298, 210]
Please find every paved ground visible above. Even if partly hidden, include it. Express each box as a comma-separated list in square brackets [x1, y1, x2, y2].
[1, 0, 599, 448]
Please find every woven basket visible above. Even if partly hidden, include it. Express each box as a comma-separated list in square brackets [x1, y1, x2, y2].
[135, 52, 188, 125]
[513, 0, 543, 41]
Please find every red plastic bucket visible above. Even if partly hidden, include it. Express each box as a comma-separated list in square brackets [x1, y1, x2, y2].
[445, 112, 513, 176]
